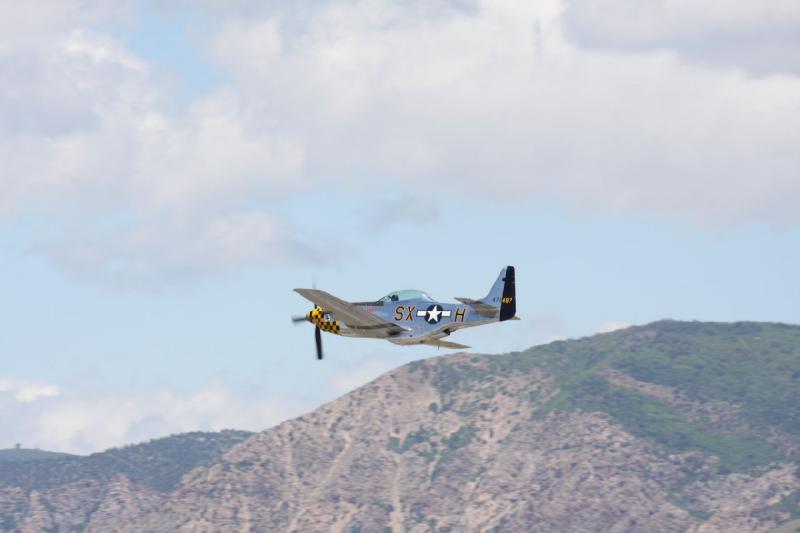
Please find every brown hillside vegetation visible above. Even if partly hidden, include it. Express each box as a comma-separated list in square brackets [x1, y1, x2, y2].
[1, 321, 799, 532]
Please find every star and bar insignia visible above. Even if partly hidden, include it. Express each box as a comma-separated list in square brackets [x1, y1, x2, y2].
[417, 304, 452, 324]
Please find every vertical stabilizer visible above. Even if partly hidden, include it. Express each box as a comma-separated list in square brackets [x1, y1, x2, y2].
[499, 266, 516, 321]
[482, 266, 516, 321]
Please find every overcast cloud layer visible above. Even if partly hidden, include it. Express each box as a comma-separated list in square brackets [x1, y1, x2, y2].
[562, 0, 800, 75]
[2, 0, 799, 281]
[1, 0, 799, 452]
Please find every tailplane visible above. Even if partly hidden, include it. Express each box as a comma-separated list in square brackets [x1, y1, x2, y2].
[455, 266, 517, 321]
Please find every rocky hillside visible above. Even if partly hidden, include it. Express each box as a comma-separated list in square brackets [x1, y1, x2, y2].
[0, 431, 252, 531]
[2, 321, 800, 532]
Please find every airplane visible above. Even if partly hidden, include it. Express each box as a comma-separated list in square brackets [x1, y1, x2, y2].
[292, 266, 518, 359]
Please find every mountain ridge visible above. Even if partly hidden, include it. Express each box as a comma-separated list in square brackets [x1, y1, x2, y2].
[1, 320, 799, 532]
[0, 449, 77, 464]
[0, 430, 253, 493]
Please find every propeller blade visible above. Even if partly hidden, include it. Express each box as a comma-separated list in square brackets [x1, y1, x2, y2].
[315, 326, 323, 360]
[291, 315, 308, 324]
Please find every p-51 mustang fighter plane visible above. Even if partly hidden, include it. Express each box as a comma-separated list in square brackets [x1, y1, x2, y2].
[292, 266, 518, 359]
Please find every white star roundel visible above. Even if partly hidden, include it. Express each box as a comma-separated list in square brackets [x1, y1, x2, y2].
[421, 304, 451, 324]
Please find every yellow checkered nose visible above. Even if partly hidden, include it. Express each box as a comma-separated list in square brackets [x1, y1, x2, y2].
[307, 307, 341, 334]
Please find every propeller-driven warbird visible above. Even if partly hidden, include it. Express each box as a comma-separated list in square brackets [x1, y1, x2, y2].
[292, 266, 518, 359]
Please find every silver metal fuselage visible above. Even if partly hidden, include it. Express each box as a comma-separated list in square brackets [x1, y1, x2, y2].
[339, 297, 494, 345]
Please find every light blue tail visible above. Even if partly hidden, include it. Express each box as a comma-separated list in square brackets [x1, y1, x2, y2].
[483, 266, 516, 320]
[483, 268, 507, 304]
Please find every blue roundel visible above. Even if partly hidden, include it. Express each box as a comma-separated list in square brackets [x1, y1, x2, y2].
[424, 304, 445, 324]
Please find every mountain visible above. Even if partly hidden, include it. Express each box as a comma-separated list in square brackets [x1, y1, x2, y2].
[0, 449, 76, 464]
[1, 321, 799, 532]
[0, 430, 252, 531]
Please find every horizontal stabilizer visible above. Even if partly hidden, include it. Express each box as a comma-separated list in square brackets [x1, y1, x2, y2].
[454, 297, 500, 318]
[455, 266, 517, 322]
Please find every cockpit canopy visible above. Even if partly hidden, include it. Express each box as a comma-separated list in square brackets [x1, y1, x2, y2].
[379, 289, 434, 302]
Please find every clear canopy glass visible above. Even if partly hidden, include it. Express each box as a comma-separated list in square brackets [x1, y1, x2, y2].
[378, 289, 434, 302]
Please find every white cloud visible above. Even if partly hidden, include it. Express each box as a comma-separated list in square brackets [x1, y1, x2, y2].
[561, 0, 800, 75]
[14, 384, 61, 403]
[0, 1, 132, 44]
[0, 377, 310, 454]
[0, 378, 61, 403]
[0, 7, 315, 282]
[1, 28, 303, 215]
[39, 210, 330, 286]
[199, 0, 800, 224]
[0, 361, 413, 454]
[1, 0, 800, 284]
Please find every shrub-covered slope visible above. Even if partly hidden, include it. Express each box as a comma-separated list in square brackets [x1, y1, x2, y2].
[124, 320, 800, 532]
[0, 430, 253, 493]
[1, 321, 799, 532]
[520, 321, 800, 474]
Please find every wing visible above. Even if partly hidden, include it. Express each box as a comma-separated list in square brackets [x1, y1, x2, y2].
[294, 289, 408, 338]
[391, 331, 471, 349]
[419, 339, 471, 350]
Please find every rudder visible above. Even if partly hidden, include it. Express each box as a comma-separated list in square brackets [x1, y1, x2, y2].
[483, 266, 516, 321]
[499, 266, 516, 321]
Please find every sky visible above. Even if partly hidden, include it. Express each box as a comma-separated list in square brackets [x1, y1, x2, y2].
[1, 0, 799, 454]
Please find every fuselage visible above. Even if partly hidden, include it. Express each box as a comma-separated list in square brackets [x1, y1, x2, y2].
[307, 291, 494, 344]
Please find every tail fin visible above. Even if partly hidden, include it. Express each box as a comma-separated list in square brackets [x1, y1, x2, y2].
[484, 266, 516, 321]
